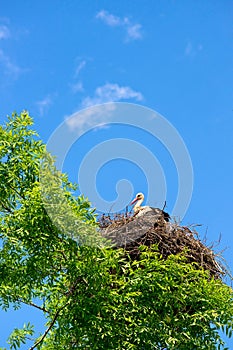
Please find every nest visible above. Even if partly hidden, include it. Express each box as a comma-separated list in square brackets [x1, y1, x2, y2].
[99, 212, 135, 229]
[99, 211, 228, 280]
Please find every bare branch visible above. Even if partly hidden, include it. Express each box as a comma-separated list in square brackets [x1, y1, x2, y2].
[19, 299, 49, 314]
[0, 201, 13, 213]
[29, 302, 69, 350]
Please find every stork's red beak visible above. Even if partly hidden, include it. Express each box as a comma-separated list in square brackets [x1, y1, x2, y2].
[131, 197, 138, 205]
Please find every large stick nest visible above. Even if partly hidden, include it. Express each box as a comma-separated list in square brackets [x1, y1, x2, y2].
[98, 208, 228, 280]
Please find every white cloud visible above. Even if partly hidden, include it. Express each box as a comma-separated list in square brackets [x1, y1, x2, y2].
[65, 103, 116, 132]
[96, 10, 143, 41]
[69, 58, 88, 94]
[82, 83, 143, 108]
[0, 25, 10, 40]
[36, 95, 53, 116]
[0, 49, 22, 78]
[96, 10, 121, 27]
[185, 42, 203, 57]
[126, 23, 142, 41]
[75, 60, 86, 77]
[0, 24, 29, 84]
[71, 81, 84, 93]
[65, 83, 143, 132]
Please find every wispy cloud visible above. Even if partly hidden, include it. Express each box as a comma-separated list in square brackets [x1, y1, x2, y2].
[65, 103, 116, 132]
[0, 49, 23, 79]
[82, 83, 143, 108]
[69, 58, 87, 94]
[185, 42, 203, 57]
[36, 95, 53, 116]
[126, 23, 142, 41]
[75, 59, 86, 77]
[71, 81, 84, 93]
[65, 83, 143, 132]
[96, 10, 143, 41]
[96, 10, 121, 26]
[0, 24, 10, 40]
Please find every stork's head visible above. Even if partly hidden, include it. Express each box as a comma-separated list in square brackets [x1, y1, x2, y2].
[131, 192, 144, 205]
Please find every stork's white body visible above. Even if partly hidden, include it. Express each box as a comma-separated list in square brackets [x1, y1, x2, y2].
[131, 193, 150, 215]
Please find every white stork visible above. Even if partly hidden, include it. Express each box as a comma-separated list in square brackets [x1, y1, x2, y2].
[130, 192, 170, 221]
[130, 192, 150, 215]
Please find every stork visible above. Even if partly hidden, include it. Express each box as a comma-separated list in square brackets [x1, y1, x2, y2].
[130, 192, 170, 221]
[131, 192, 149, 214]
[100, 192, 170, 247]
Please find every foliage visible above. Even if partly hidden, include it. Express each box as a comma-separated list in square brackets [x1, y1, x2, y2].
[0, 112, 233, 349]
[7, 323, 34, 350]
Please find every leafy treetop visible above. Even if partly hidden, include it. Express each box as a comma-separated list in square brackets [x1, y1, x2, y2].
[0, 112, 233, 350]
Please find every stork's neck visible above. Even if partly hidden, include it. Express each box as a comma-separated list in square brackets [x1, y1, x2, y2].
[134, 199, 144, 211]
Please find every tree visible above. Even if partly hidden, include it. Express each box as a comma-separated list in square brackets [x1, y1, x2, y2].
[0, 111, 233, 349]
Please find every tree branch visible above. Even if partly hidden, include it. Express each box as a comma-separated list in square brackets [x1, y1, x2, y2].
[0, 201, 13, 213]
[29, 302, 69, 350]
[8, 182, 26, 200]
[56, 249, 68, 261]
[19, 299, 49, 314]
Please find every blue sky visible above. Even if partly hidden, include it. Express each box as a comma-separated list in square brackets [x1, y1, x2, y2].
[0, 1, 233, 348]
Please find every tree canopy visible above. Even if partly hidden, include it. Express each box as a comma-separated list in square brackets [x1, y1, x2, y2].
[0, 112, 233, 349]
